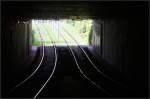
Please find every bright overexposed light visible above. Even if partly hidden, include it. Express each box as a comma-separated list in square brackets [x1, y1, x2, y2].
[32, 19, 93, 46]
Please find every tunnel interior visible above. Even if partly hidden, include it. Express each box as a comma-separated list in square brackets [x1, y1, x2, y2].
[2, 1, 149, 98]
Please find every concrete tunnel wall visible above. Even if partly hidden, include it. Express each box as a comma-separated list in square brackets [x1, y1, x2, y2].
[91, 19, 103, 56]
[2, 17, 32, 71]
[91, 11, 148, 97]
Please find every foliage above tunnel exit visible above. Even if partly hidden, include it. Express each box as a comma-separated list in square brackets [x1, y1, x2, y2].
[32, 19, 93, 46]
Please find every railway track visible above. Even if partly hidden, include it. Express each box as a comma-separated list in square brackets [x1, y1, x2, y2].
[7, 21, 131, 98]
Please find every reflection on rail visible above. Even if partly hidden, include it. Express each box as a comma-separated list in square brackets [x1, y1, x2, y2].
[34, 24, 58, 99]
[58, 26, 111, 96]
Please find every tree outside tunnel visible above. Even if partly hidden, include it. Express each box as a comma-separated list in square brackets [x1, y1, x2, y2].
[31, 18, 93, 46]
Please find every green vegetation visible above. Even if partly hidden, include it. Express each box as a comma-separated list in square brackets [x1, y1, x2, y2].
[32, 19, 92, 46]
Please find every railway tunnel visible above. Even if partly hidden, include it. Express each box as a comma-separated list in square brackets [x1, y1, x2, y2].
[1, 1, 149, 98]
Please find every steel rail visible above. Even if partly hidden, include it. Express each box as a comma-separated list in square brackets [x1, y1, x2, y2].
[58, 27, 111, 96]
[8, 22, 45, 95]
[33, 24, 58, 99]
[61, 24, 126, 87]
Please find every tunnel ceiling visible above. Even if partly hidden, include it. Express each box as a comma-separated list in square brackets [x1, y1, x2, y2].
[2, 1, 148, 21]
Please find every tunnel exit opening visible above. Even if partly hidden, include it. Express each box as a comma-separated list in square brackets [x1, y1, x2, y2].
[31, 19, 93, 46]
